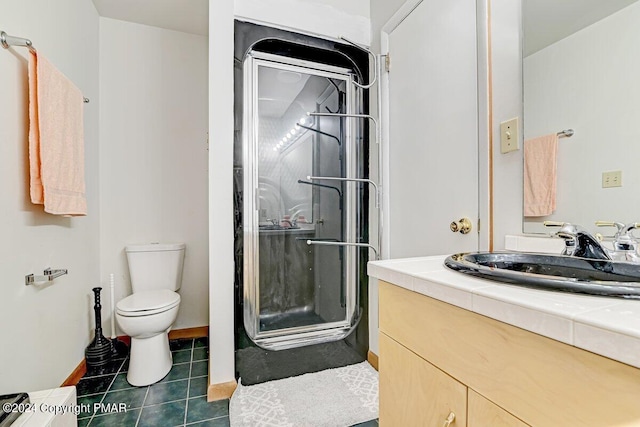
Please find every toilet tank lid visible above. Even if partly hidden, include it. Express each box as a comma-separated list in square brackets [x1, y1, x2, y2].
[125, 243, 186, 252]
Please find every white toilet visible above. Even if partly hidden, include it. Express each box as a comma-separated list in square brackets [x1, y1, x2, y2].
[116, 243, 185, 386]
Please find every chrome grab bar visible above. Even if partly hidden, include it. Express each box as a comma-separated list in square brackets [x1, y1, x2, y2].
[307, 176, 379, 208]
[338, 36, 377, 90]
[305, 240, 379, 260]
[25, 268, 68, 286]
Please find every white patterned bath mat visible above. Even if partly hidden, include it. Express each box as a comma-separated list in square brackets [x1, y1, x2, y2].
[229, 361, 379, 427]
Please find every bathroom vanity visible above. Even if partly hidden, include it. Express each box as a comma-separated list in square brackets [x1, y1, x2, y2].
[369, 256, 640, 426]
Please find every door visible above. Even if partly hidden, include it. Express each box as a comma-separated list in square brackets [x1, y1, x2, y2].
[386, 0, 480, 258]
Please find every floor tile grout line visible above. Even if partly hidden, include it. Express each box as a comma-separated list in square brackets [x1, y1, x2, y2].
[111, 355, 144, 427]
[184, 414, 230, 425]
[134, 386, 150, 427]
[85, 356, 128, 426]
[108, 373, 199, 393]
[81, 358, 128, 379]
[78, 358, 126, 397]
[77, 391, 105, 399]
[183, 339, 195, 425]
[141, 397, 188, 409]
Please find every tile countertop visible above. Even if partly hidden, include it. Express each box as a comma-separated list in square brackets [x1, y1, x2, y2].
[368, 255, 640, 370]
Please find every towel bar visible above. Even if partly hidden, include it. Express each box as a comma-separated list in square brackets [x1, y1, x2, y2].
[2, 30, 89, 103]
[25, 268, 68, 286]
[557, 129, 574, 138]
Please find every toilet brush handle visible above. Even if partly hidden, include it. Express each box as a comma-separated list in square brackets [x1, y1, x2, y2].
[92, 287, 104, 336]
[109, 274, 116, 340]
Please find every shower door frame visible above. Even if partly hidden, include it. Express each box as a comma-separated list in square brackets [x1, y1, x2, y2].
[242, 51, 359, 350]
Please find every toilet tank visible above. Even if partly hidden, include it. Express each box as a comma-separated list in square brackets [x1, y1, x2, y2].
[125, 243, 186, 293]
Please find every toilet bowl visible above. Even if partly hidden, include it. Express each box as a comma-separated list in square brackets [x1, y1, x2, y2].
[116, 290, 180, 386]
[115, 243, 186, 386]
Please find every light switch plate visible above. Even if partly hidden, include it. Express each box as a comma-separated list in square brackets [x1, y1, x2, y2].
[500, 117, 519, 154]
[602, 170, 622, 188]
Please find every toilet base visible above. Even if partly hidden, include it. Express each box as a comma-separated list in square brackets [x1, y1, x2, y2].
[127, 332, 172, 386]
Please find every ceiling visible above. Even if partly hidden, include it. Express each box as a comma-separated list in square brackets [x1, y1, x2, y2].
[92, 0, 208, 36]
[524, 0, 637, 56]
[91, 0, 636, 62]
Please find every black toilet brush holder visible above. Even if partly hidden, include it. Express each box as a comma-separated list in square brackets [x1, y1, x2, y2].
[85, 287, 114, 368]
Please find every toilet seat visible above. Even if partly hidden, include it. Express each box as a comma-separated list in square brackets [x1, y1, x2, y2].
[116, 290, 180, 317]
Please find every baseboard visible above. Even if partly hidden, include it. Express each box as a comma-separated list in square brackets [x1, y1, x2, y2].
[168, 325, 209, 340]
[367, 350, 379, 371]
[62, 326, 209, 387]
[207, 380, 238, 402]
[114, 326, 208, 344]
[116, 335, 131, 346]
[61, 359, 86, 387]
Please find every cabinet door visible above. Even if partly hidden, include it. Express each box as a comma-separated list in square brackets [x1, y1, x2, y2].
[379, 333, 467, 427]
[468, 390, 529, 427]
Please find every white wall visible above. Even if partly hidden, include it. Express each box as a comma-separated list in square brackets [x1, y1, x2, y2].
[491, 0, 525, 249]
[209, 0, 236, 388]
[0, 0, 100, 393]
[99, 18, 209, 332]
[235, 0, 371, 46]
[523, 3, 640, 235]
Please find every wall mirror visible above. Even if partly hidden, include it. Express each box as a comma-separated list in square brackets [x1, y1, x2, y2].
[522, 0, 640, 237]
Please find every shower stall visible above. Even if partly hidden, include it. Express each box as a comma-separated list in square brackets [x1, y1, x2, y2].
[234, 22, 373, 359]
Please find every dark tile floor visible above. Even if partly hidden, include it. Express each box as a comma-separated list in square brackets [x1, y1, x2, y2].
[76, 337, 379, 426]
[76, 338, 229, 427]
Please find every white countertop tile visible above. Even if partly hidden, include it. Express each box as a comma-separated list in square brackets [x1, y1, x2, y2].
[574, 323, 640, 369]
[472, 282, 621, 319]
[368, 256, 447, 292]
[413, 275, 474, 310]
[472, 294, 574, 344]
[369, 255, 640, 369]
[573, 301, 640, 340]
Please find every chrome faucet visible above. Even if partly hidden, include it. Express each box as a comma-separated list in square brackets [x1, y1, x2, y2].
[596, 221, 640, 262]
[544, 222, 611, 260]
[280, 219, 296, 227]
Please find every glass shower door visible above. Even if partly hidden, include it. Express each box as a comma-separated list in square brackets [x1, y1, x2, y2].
[243, 52, 359, 350]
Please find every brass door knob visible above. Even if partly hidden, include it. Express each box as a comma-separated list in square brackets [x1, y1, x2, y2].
[450, 218, 472, 234]
[442, 412, 456, 427]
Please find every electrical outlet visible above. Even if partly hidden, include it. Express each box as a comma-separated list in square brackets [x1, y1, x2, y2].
[500, 117, 519, 153]
[602, 170, 622, 188]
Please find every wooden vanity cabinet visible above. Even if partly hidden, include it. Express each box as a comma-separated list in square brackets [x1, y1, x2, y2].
[378, 280, 640, 427]
[379, 333, 467, 426]
[467, 390, 528, 427]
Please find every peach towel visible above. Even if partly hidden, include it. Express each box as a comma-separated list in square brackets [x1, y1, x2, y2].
[29, 51, 87, 216]
[524, 133, 558, 217]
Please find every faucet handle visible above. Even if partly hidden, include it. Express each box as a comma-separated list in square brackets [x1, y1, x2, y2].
[595, 221, 625, 235]
[623, 223, 640, 233]
[543, 221, 565, 228]
[597, 222, 640, 257]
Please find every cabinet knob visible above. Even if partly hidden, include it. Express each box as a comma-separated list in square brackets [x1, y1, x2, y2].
[450, 218, 472, 234]
[442, 411, 456, 427]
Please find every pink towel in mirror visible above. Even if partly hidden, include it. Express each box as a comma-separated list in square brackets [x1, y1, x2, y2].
[524, 133, 558, 217]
